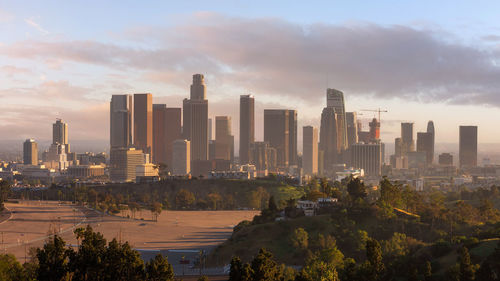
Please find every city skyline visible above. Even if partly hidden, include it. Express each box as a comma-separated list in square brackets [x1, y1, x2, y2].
[2, 2, 500, 151]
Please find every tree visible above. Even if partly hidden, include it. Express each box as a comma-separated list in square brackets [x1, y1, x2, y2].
[229, 257, 243, 281]
[207, 193, 223, 210]
[378, 177, 402, 208]
[0, 180, 11, 210]
[347, 177, 367, 203]
[476, 241, 500, 281]
[365, 238, 385, 281]
[128, 202, 140, 219]
[103, 239, 145, 281]
[175, 189, 195, 209]
[424, 260, 433, 281]
[290, 228, 309, 250]
[268, 195, 278, 212]
[0, 254, 25, 281]
[146, 254, 174, 281]
[296, 259, 339, 281]
[250, 248, 283, 281]
[241, 263, 253, 281]
[458, 246, 474, 281]
[36, 235, 71, 281]
[150, 202, 162, 222]
[70, 226, 107, 280]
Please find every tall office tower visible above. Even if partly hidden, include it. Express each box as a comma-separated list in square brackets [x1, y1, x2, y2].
[152, 104, 170, 164]
[288, 110, 298, 166]
[326, 88, 347, 150]
[110, 94, 134, 148]
[394, 138, 403, 157]
[209, 140, 216, 161]
[427, 121, 435, 163]
[417, 132, 433, 165]
[240, 95, 255, 165]
[134, 93, 153, 155]
[401, 122, 415, 154]
[109, 148, 144, 182]
[215, 116, 232, 161]
[165, 108, 181, 169]
[320, 107, 340, 171]
[183, 74, 209, 161]
[346, 112, 358, 147]
[264, 109, 290, 168]
[439, 153, 453, 166]
[369, 118, 380, 141]
[172, 139, 190, 175]
[53, 119, 69, 152]
[208, 118, 213, 141]
[459, 126, 478, 168]
[182, 98, 191, 139]
[23, 139, 38, 165]
[351, 142, 383, 176]
[190, 73, 206, 100]
[302, 126, 318, 175]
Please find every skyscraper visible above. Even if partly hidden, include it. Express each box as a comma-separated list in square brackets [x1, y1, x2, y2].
[165, 108, 182, 169]
[427, 121, 435, 164]
[320, 107, 340, 170]
[288, 110, 298, 166]
[240, 94, 255, 165]
[459, 126, 477, 168]
[401, 122, 414, 154]
[264, 109, 289, 168]
[134, 93, 153, 155]
[215, 116, 232, 161]
[369, 118, 380, 141]
[53, 119, 69, 153]
[23, 139, 38, 165]
[208, 118, 213, 141]
[183, 74, 209, 161]
[152, 104, 168, 164]
[172, 139, 190, 175]
[417, 132, 433, 165]
[110, 94, 134, 149]
[303, 126, 318, 175]
[326, 88, 347, 149]
[351, 142, 383, 176]
[345, 112, 358, 147]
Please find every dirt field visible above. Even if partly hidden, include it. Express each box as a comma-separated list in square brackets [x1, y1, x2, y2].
[1, 201, 258, 263]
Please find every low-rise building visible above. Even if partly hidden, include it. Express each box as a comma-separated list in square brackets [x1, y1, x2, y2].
[67, 165, 105, 179]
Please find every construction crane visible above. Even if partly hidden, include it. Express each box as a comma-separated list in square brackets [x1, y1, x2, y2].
[360, 108, 388, 123]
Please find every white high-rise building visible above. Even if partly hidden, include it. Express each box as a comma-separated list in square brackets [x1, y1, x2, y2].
[173, 139, 191, 175]
[302, 126, 318, 175]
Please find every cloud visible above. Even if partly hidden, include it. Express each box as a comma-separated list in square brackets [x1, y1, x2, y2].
[0, 65, 32, 77]
[24, 18, 49, 34]
[482, 35, 500, 42]
[2, 14, 500, 108]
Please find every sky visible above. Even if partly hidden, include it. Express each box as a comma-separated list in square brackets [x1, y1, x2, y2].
[1, 1, 500, 154]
